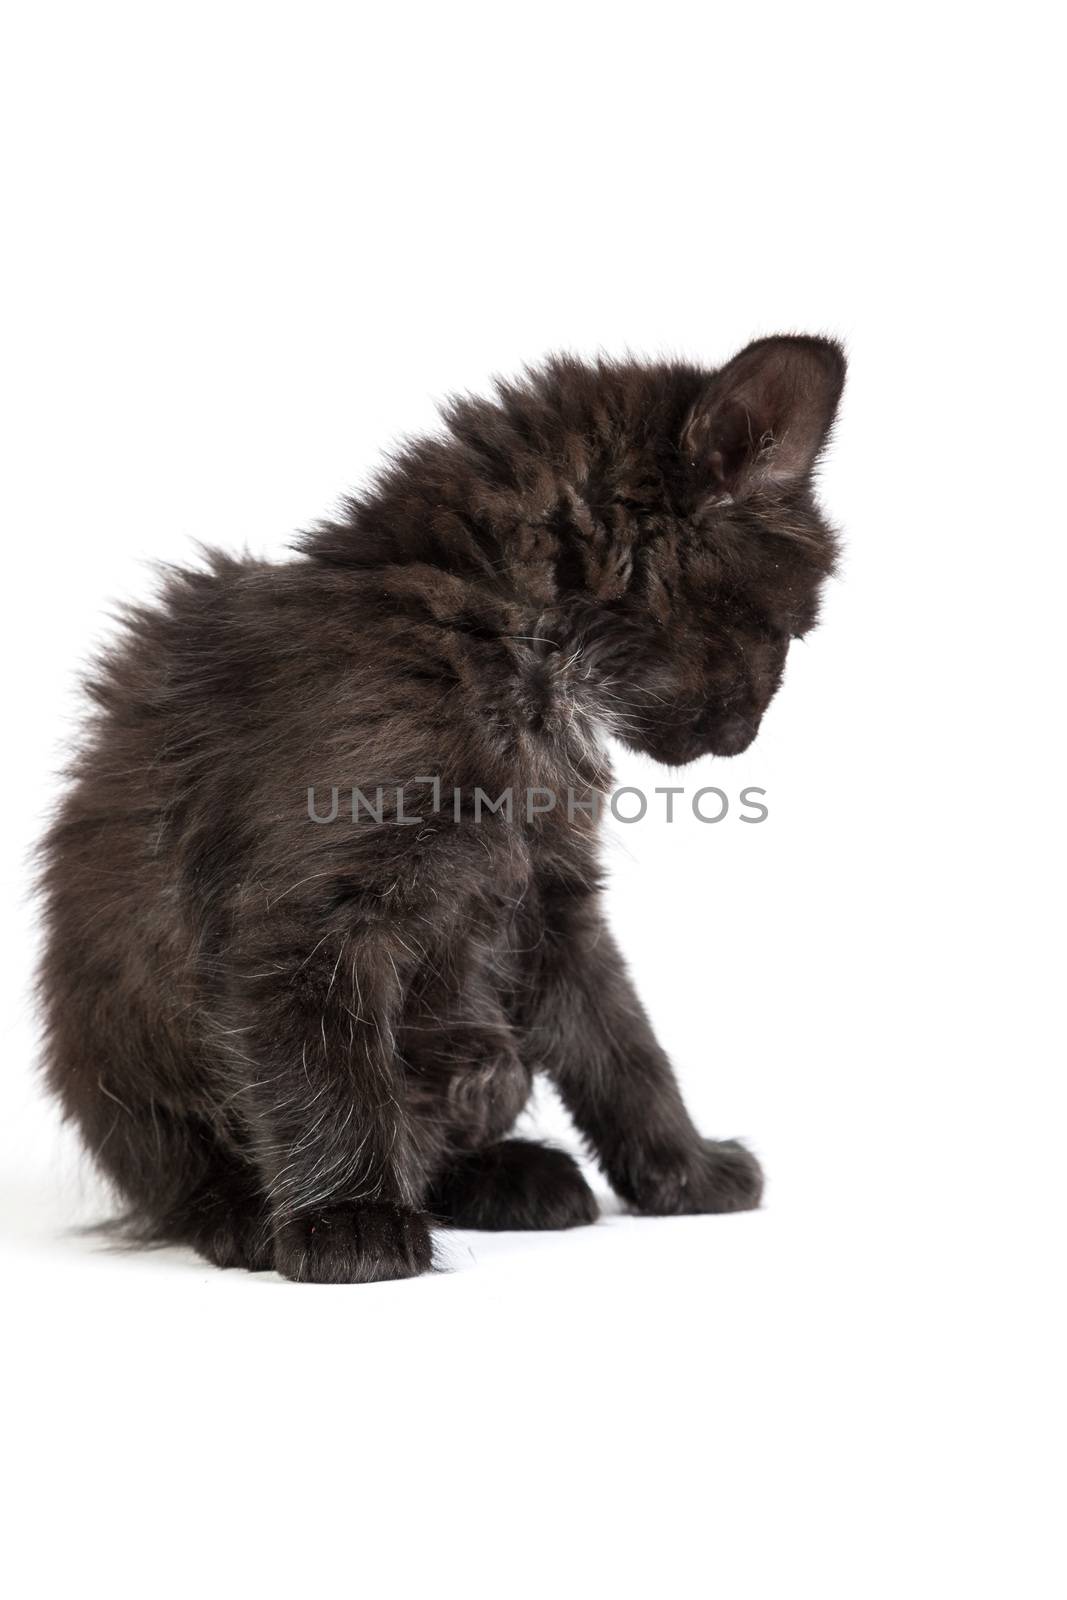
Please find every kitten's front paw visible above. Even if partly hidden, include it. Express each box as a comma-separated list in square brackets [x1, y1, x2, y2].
[274, 1203, 435, 1284]
[689, 1139, 764, 1213]
[621, 1139, 764, 1216]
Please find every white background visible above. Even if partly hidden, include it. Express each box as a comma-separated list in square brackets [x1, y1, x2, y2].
[1, 3, 1062, 1595]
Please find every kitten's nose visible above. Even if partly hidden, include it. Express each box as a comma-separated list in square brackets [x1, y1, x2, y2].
[711, 714, 756, 756]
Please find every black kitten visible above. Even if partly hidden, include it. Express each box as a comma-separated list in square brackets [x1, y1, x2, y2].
[37, 335, 845, 1282]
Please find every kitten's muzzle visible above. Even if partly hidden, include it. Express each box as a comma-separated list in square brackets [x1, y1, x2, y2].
[706, 713, 758, 757]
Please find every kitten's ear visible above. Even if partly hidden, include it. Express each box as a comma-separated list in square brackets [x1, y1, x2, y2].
[681, 335, 846, 494]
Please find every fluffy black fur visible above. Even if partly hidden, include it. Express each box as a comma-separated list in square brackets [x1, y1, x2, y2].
[37, 335, 845, 1282]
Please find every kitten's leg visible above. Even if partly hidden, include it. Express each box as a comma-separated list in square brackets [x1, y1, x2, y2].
[526, 887, 763, 1215]
[402, 959, 533, 1152]
[402, 955, 596, 1229]
[428, 1139, 598, 1230]
[227, 922, 435, 1284]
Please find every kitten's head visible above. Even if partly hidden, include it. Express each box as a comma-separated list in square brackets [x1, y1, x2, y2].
[547, 336, 846, 765]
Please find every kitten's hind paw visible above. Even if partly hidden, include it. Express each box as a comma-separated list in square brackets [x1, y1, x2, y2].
[155, 1187, 274, 1272]
[274, 1203, 435, 1284]
[191, 1204, 275, 1272]
[429, 1139, 599, 1230]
